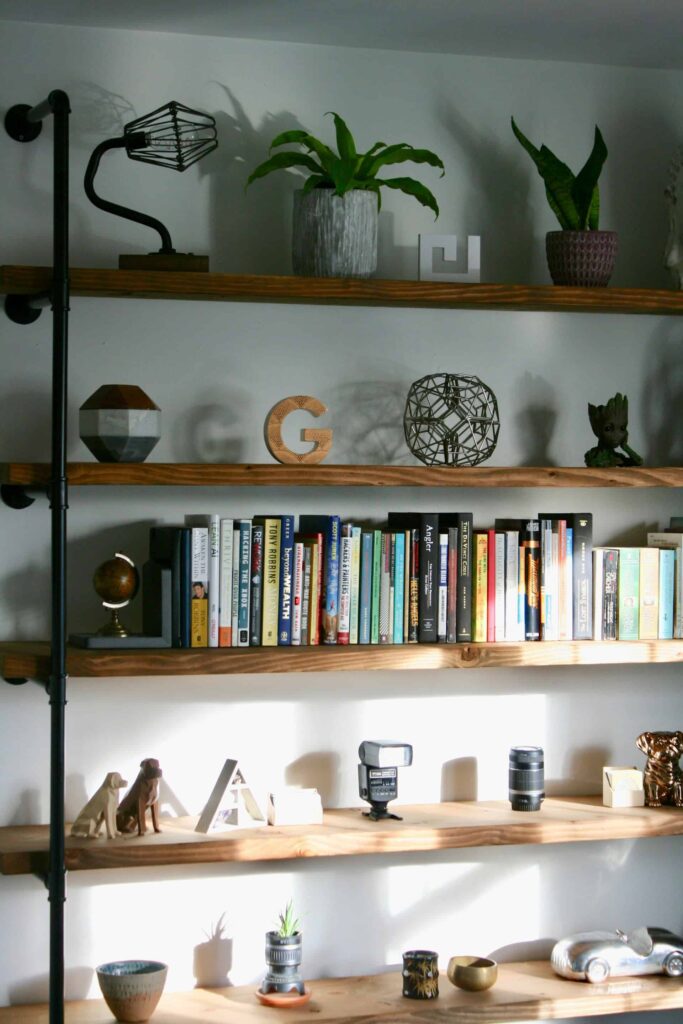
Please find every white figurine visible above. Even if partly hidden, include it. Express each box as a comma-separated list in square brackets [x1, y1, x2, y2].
[664, 146, 683, 289]
[70, 771, 128, 839]
[419, 234, 481, 283]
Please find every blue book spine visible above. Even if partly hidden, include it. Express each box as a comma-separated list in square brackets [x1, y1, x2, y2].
[659, 548, 675, 639]
[359, 533, 373, 644]
[278, 515, 295, 645]
[393, 532, 405, 644]
[237, 520, 252, 647]
[299, 515, 341, 643]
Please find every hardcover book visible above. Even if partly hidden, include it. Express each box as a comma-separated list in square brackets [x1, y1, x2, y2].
[438, 532, 448, 642]
[659, 548, 675, 640]
[277, 515, 295, 646]
[617, 547, 640, 641]
[237, 520, 252, 647]
[349, 525, 362, 644]
[189, 525, 209, 648]
[394, 531, 406, 645]
[149, 525, 190, 648]
[647, 532, 683, 638]
[371, 528, 382, 644]
[473, 531, 488, 643]
[522, 519, 540, 641]
[446, 526, 458, 643]
[359, 531, 374, 645]
[261, 518, 281, 647]
[542, 512, 593, 639]
[218, 518, 234, 647]
[299, 515, 341, 644]
[249, 522, 264, 646]
[186, 515, 220, 647]
[291, 540, 304, 646]
[338, 523, 353, 645]
[639, 546, 659, 640]
[387, 513, 439, 642]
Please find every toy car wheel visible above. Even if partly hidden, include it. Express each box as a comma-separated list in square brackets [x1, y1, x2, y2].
[585, 958, 610, 983]
[664, 952, 683, 977]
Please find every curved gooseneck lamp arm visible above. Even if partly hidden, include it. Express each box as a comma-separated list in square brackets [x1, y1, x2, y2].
[83, 132, 176, 254]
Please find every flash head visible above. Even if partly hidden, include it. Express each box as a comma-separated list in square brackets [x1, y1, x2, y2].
[358, 740, 413, 821]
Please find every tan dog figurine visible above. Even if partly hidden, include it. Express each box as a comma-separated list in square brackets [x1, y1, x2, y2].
[116, 757, 163, 836]
[71, 772, 128, 839]
[636, 731, 683, 807]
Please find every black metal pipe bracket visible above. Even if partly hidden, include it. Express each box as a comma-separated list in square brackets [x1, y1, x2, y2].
[5, 292, 51, 325]
[0, 484, 44, 509]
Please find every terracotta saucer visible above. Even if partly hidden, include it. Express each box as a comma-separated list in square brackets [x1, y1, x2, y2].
[256, 989, 311, 1009]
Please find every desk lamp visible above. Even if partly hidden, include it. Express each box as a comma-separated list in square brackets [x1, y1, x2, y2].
[84, 100, 217, 271]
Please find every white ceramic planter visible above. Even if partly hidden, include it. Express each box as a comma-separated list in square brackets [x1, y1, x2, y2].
[292, 188, 378, 278]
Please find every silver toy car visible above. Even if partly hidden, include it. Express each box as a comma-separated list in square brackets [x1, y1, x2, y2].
[551, 927, 683, 983]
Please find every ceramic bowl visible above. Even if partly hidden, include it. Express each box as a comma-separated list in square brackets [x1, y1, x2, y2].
[447, 955, 497, 992]
[96, 960, 168, 1023]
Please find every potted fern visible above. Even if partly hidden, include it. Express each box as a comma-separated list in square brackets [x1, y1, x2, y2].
[511, 118, 616, 286]
[260, 901, 305, 997]
[247, 112, 444, 278]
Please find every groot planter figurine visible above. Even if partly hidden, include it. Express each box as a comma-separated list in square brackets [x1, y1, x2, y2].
[584, 393, 643, 467]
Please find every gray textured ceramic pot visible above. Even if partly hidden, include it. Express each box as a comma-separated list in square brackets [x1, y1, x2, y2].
[546, 230, 618, 287]
[292, 188, 378, 278]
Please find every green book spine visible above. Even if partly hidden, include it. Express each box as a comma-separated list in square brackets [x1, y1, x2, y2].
[617, 547, 640, 640]
[370, 528, 382, 644]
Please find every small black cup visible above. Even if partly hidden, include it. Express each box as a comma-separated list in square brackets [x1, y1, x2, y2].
[402, 949, 439, 999]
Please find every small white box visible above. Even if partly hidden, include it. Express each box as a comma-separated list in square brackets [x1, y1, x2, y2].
[267, 787, 323, 826]
[602, 766, 645, 807]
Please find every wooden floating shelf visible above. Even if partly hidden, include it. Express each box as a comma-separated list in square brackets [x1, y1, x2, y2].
[4, 962, 683, 1023]
[3, 265, 683, 314]
[2, 640, 683, 683]
[2, 798, 683, 876]
[3, 462, 683, 489]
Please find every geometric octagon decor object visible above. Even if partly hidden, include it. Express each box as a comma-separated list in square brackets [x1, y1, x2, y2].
[404, 373, 500, 466]
[264, 394, 333, 465]
[418, 234, 481, 283]
[79, 384, 161, 462]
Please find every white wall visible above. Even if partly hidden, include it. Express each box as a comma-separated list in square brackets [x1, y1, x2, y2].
[0, 19, 682, 1023]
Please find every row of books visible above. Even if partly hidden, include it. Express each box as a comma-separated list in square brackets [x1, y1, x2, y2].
[140, 512, 669, 648]
[593, 541, 682, 640]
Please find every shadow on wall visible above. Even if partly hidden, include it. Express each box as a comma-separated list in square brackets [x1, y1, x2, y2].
[326, 380, 411, 465]
[488, 937, 557, 963]
[441, 756, 478, 801]
[642, 321, 683, 466]
[194, 913, 233, 988]
[7, 787, 41, 827]
[286, 752, 341, 807]
[171, 393, 249, 463]
[9, 967, 93, 1005]
[513, 373, 558, 467]
[547, 744, 611, 797]
[438, 102, 535, 285]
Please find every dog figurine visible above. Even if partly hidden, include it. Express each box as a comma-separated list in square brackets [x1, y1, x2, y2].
[636, 731, 683, 807]
[71, 772, 128, 839]
[116, 758, 163, 836]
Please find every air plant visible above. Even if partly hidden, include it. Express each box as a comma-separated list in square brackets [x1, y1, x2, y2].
[276, 900, 301, 938]
[247, 111, 444, 218]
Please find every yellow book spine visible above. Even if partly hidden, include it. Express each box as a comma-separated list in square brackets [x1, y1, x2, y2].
[262, 519, 281, 646]
[191, 599, 208, 648]
[639, 547, 659, 640]
[474, 533, 488, 643]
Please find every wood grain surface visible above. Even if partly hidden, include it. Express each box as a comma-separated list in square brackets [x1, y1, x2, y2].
[3, 265, 683, 313]
[3, 462, 683, 488]
[3, 961, 683, 1022]
[2, 640, 682, 684]
[2, 798, 682, 875]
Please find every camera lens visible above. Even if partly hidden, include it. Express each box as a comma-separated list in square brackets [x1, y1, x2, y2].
[509, 746, 545, 811]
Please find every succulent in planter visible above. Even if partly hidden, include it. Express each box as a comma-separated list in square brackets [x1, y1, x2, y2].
[247, 112, 444, 278]
[511, 118, 616, 286]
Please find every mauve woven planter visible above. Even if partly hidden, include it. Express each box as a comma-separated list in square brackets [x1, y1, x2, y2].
[546, 230, 617, 287]
[292, 189, 378, 278]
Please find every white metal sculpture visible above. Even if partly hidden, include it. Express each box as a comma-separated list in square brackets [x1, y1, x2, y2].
[418, 234, 481, 283]
[664, 147, 683, 289]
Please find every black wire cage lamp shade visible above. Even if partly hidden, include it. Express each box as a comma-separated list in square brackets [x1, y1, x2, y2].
[84, 100, 218, 272]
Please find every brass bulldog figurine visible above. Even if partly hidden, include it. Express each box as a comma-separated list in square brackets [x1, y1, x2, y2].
[636, 731, 683, 807]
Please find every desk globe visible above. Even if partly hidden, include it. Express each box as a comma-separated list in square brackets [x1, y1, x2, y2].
[94, 553, 139, 638]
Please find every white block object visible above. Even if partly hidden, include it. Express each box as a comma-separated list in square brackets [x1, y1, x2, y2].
[267, 787, 323, 826]
[418, 234, 481, 282]
[602, 766, 645, 807]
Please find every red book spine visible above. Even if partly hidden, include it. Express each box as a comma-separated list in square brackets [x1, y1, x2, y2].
[487, 527, 496, 642]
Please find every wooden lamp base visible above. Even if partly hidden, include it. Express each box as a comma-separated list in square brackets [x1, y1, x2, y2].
[119, 253, 209, 272]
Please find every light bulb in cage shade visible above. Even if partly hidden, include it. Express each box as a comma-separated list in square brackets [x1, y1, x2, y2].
[358, 740, 413, 821]
[84, 100, 218, 271]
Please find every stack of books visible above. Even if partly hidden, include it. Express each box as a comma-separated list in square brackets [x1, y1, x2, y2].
[142, 510, 683, 649]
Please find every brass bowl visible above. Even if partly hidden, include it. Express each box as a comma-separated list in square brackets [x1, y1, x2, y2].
[447, 956, 497, 992]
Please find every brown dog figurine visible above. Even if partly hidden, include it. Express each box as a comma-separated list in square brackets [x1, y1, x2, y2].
[636, 731, 683, 807]
[116, 758, 163, 835]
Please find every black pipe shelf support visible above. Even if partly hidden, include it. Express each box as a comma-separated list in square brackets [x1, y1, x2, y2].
[4, 89, 71, 1024]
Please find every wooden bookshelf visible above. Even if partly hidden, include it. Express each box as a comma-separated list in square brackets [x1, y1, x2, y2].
[3, 265, 683, 314]
[2, 798, 682, 876]
[2, 640, 682, 683]
[4, 962, 683, 1022]
[3, 462, 683, 489]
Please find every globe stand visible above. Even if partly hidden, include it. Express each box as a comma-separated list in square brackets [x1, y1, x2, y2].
[98, 606, 130, 639]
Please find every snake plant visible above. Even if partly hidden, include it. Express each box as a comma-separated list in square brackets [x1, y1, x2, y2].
[511, 118, 608, 230]
[247, 111, 444, 217]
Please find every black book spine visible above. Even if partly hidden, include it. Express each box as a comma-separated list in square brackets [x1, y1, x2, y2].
[250, 522, 264, 646]
[523, 519, 541, 641]
[419, 513, 439, 642]
[602, 548, 618, 640]
[456, 513, 473, 642]
[149, 526, 185, 647]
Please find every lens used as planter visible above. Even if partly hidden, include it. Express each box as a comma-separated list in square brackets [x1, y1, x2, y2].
[292, 188, 378, 278]
[261, 931, 305, 995]
[546, 230, 617, 287]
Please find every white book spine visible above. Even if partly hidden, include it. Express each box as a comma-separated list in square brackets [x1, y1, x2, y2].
[561, 529, 573, 641]
[504, 531, 519, 641]
[551, 530, 560, 641]
[647, 532, 683, 638]
[593, 549, 604, 641]
[231, 527, 240, 647]
[495, 533, 505, 641]
[349, 526, 361, 644]
[219, 518, 234, 647]
[185, 515, 220, 647]
[291, 542, 304, 645]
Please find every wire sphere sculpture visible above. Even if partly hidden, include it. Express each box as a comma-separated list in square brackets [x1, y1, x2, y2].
[404, 373, 500, 467]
